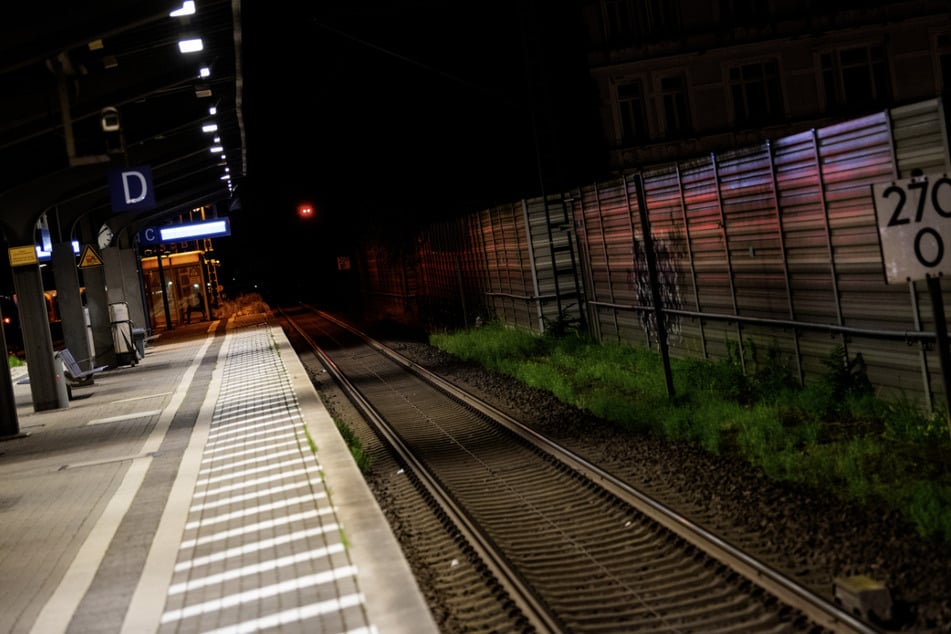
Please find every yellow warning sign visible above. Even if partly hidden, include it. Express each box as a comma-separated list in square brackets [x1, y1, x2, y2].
[8, 245, 38, 267]
[78, 245, 104, 269]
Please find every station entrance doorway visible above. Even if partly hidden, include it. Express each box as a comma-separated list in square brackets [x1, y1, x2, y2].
[140, 250, 213, 330]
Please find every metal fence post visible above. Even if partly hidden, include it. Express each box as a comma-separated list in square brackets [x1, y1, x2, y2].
[632, 173, 675, 399]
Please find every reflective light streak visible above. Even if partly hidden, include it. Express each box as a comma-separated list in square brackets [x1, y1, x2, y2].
[202, 430, 296, 454]
[189, 480, 312, 512]
[195, 457, 309, 487]
[174, 523, 340, 572]
[206, 413, 297, 437]
[204, 426, 305, 450]
[198, 447, 302, 474]
[184, 494, 325, 529]
[192, 594, 371, 634]
[193, 467, 321, 499]
[179, 508, 334, 549]
[216, 388, 295, 409]
[219, 376, 286, 395]
[168, 544, 345, 594]
[160, 566, 359, 623]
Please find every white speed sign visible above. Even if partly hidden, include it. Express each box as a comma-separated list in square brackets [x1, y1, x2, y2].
[873, 173, 951, 284]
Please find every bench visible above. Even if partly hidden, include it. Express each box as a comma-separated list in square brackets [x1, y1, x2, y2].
[55, 348, 108, 386]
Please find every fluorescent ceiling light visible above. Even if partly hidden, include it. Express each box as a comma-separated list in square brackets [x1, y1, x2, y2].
[170, 1, 196, 17]
[178, 38, 204, 54]
[213, 136, 221, 143]
[199, 67, 211, 78]
[220, 174, 231, 180]
[209, 106, 217, 115]
[202, 123, 218, 133]
[160, 219, 230, 241]
[209, 145, 223, 152]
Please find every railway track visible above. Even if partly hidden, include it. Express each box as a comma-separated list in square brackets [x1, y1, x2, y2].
[279, 306, 881, 633]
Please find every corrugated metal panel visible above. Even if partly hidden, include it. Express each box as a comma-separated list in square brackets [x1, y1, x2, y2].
[397, 99, 950, 403]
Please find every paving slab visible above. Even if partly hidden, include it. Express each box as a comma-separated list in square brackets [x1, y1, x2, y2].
[0, 316, 436, 634]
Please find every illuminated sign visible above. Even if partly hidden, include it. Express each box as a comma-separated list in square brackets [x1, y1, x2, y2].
[159, 218, 230, 242]
[35, 241, 80, 262]
[109, 165, 157, 212]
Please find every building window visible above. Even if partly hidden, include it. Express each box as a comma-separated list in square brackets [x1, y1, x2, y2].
[938, 33, 951, 96]
[728, 60, 784, 126]
[820, 45, 889, 111]
[601, 0, 682, 45]
[659, 75, 691, 137]
[718, 0, 771, 27]
[616, 80, 648, 144]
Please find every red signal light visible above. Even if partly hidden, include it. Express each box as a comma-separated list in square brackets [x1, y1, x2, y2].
[297, 203, 315, 219]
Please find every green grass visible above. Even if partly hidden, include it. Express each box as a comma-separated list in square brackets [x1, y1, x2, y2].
[332, 416, 373, 474]
[8, 355, 23, 368]
[430, 322, 951, 542]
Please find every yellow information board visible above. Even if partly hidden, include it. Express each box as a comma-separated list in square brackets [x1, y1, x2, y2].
[8, 245, 38, 267]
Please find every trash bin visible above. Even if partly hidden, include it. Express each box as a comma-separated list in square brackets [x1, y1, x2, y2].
[132, 328, 146, 360]
[109, 302, 136, 366]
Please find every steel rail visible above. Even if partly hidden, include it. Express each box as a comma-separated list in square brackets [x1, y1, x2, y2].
[313, 307, 883, 634]
[280, 309, 564, 633]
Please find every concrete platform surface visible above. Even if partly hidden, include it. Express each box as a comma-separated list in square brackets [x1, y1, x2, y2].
[0, 315, 437, 634]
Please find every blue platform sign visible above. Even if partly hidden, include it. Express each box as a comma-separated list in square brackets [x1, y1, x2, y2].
[139, 226, 162, 245]
[109, 165, 157, 212]
[138, 218, 231, 245]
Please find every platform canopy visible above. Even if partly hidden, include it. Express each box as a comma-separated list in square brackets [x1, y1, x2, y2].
[0, 0, 245, 240]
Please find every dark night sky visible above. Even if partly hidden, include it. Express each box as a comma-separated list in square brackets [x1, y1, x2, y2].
[226, 2, 605, 300]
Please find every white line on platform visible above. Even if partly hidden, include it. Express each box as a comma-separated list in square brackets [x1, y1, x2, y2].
[86, 410, 162, 426]
[31, 332, 217, 634]
[119, 329, 232, 634]
[112, 392, 172, 404]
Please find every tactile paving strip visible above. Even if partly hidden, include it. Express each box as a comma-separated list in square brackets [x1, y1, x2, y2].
[158, 326, 375, 634]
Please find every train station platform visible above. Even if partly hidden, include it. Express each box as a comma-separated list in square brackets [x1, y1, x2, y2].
[0, 314, 437, 634]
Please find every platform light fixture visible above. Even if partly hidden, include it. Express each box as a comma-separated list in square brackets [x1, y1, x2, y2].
[169, 1, 196, 17]
[178, 38, 204, 54]
[209, 106, 217, 115]
[202, 123, 218, 133]
[199, 66, 211, 78]
[209, 145, 223, 153]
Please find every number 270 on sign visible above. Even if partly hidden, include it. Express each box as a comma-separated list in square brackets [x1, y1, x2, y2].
[873, 174, 951, 284]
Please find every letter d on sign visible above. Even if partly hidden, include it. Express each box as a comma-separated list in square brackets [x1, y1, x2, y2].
[109, 165, 157, 212]
[122, 171, 148, 204]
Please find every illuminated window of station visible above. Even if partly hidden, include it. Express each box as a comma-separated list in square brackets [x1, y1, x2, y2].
[139, 205, 223, 330]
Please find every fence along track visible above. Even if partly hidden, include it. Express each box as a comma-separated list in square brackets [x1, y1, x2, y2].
[361, 98, 951, 406]
[289, 307, 880, 633]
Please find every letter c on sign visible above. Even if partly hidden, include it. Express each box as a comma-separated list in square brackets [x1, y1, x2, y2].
[122, 171, 148, 204]
[144, 227, 157, 243]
